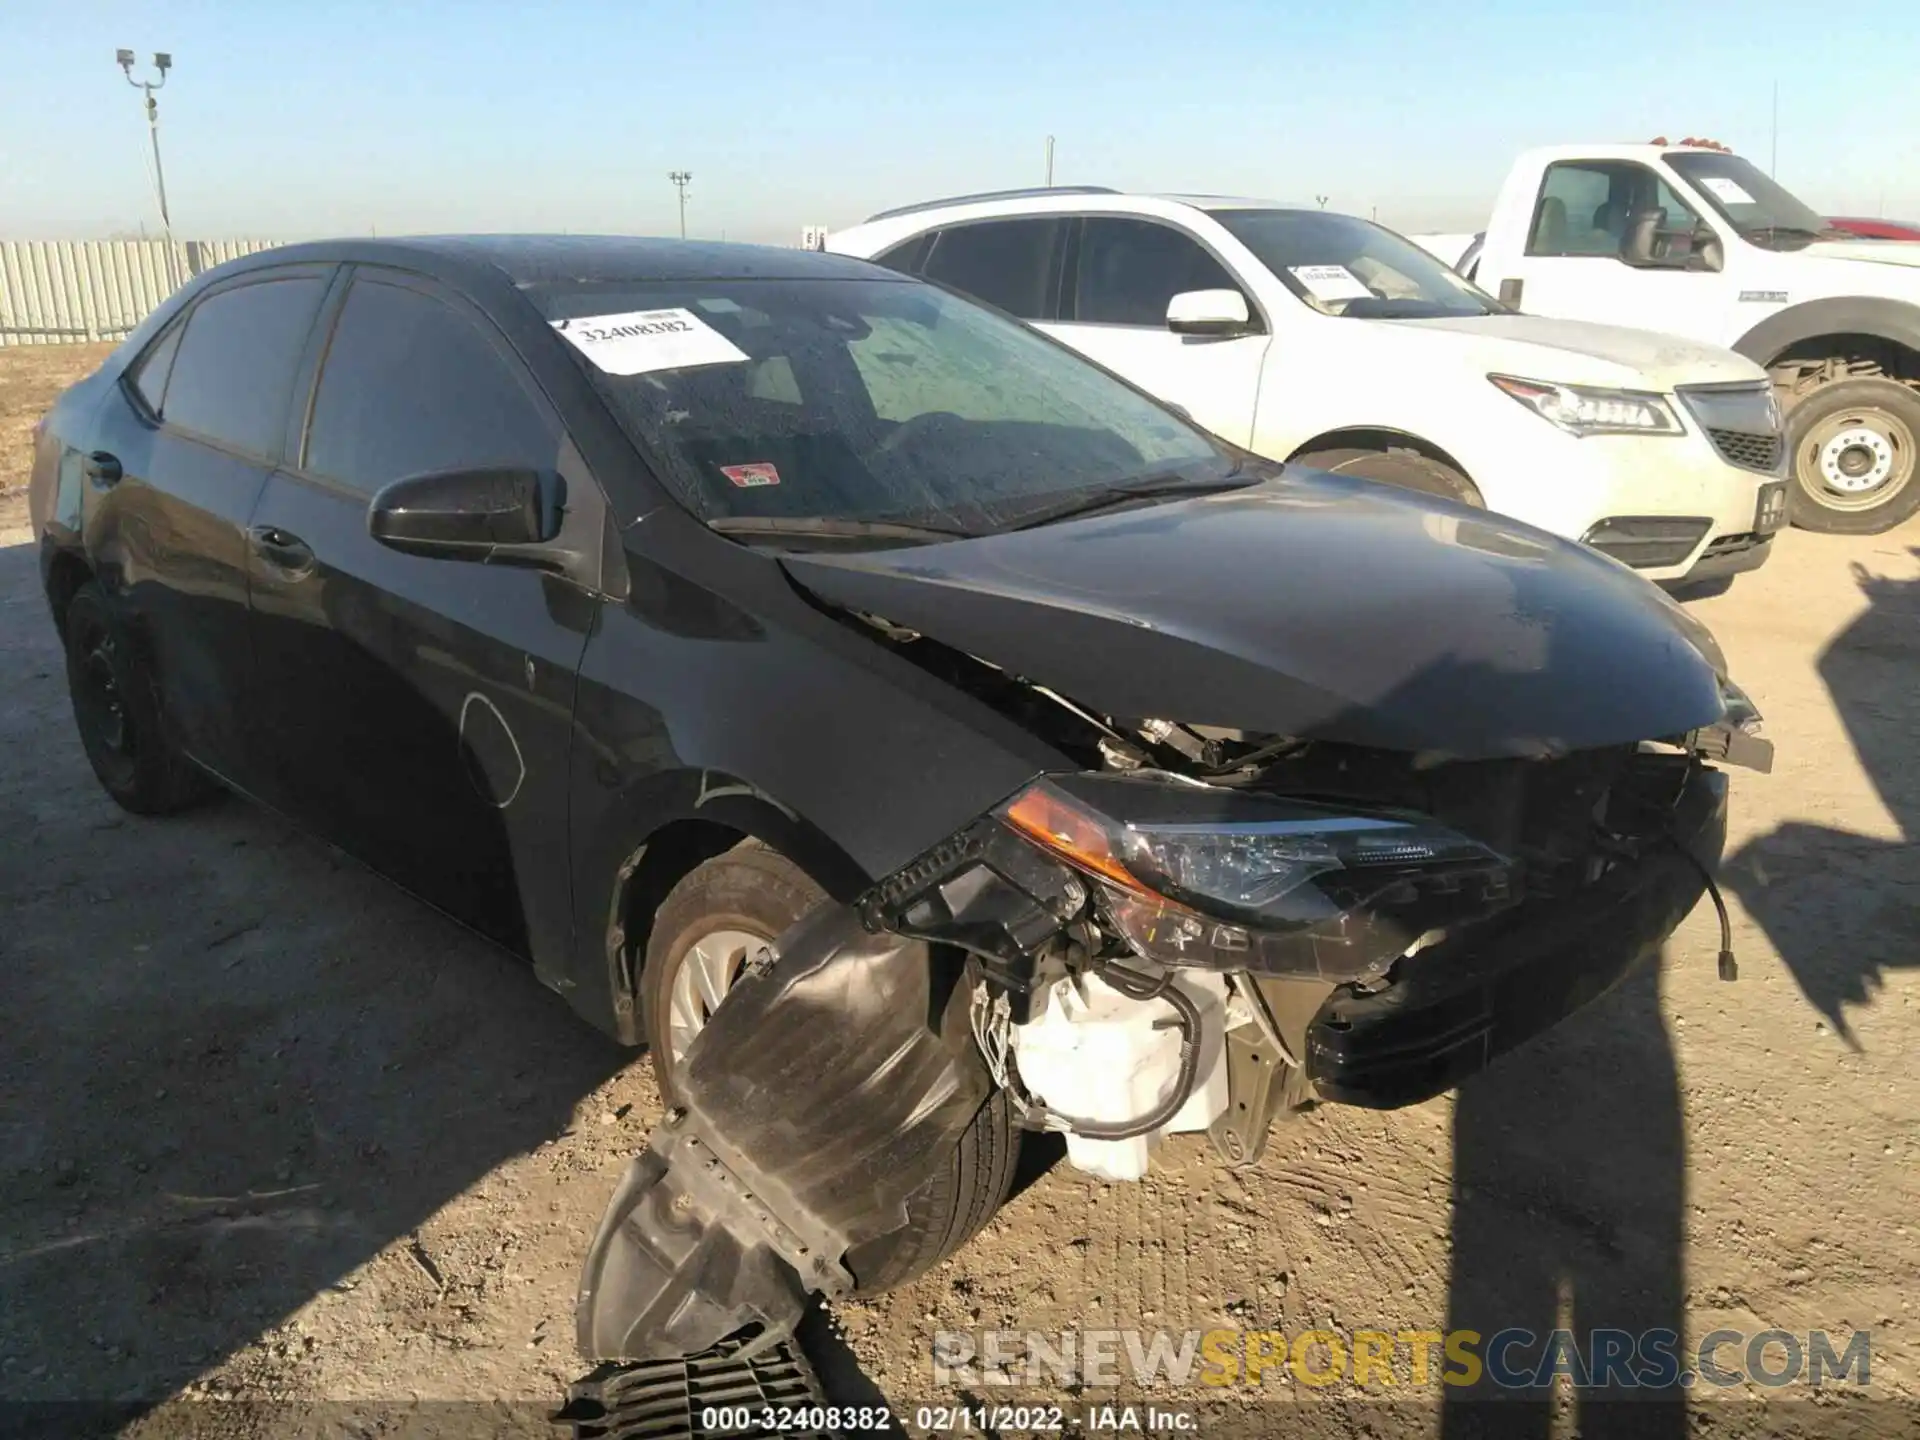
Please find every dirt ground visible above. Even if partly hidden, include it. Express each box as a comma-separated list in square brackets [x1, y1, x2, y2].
[3, 343, 1917, 1436]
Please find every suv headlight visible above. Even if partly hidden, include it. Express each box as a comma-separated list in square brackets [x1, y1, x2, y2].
[998, 774, 1516, 981]
[1490, 374, 1683, 437]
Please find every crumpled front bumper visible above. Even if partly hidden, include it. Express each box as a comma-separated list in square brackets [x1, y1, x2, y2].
[1305, 767, 1728, 1108]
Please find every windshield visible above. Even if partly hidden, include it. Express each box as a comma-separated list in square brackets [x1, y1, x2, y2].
[1663, 152, 1840, 248]
[1211, 208, 1502, 319]
[528, 276, 1234, 540]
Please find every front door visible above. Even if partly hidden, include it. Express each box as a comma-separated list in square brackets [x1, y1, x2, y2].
[1498, 159, 1731, 343]
[1038, 216, 1270, 446]
[244, 267, 602, 970]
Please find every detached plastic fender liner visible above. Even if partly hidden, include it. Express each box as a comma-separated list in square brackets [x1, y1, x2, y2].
[576, 903, 994, 1362]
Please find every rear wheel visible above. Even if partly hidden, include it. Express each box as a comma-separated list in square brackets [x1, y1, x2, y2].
[1291, 445, 1483, 507]
[641, 839, 1020, 1292]
[62, 585, 215, 816]
[1784, 378, 1920, 534]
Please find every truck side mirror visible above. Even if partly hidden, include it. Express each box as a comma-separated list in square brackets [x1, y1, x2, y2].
[1621, 210, 1664, 265]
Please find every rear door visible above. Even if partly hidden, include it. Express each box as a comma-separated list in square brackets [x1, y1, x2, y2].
[1039, 216, 1268, 446]
[244, 266, 605, 969]
[83, 267, 333, 791]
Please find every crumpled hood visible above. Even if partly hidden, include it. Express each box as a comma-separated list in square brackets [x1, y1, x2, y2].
[781, 475, 1731, 760]
[1373, 314, 1766, 389]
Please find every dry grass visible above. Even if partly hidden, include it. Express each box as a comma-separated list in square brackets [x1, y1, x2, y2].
[0, 342, 116, 533]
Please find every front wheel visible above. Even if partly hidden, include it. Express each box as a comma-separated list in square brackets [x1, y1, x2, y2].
[641, 839, 1020, 1293]
[1784, 378, 1920, 534]
[1290, 445, 1483, 507]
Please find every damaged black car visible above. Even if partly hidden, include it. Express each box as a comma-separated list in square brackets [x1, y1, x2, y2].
[29, 236, 1771, 1366]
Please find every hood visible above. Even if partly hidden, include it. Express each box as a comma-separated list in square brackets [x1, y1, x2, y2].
[1801, 239, 1920, 269]
[781, 476, 1730, 761]
[1373, 314, 1766, 389]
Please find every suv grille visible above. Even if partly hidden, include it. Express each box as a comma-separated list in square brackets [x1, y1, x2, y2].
[1706, 428, 1784, 473]
[1581, 515, 1711, 569]
[1678, 383, 1785, 474]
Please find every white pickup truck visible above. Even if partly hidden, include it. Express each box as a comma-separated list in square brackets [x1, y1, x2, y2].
[1415, 143, 1920, 533]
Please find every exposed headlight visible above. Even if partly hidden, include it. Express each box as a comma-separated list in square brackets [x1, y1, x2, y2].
[998, 775, 1515, 981]
[1489, 374, 1683, 437]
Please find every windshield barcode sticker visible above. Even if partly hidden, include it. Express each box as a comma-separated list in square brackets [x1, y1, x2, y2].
[1700, 176, 1756, 206]
[1287, 264, 1373, 302]
[551, 308, 749, 376]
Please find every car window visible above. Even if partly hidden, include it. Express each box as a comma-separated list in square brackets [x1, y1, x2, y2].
[1529, 162, 1705, 258]
[1072, 218, 1239, 327]
[529, 276, 1230, 537]
[1212, 209, 1498, 319]
[127, 318, 184, 414]
[919, 219, 1065, 320]
[872, 234, 932, 274]
[304, 276, 560, 494]
[161, 277, 328, 458]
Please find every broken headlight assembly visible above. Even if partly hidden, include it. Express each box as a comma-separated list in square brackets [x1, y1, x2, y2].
[998, 773, 1517, 981]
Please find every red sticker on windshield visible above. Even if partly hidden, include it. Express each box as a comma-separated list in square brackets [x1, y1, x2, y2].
[721, 462, 781, 488]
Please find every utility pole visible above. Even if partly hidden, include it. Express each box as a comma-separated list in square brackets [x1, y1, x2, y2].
[1769, 79, 1779, 176]
[1045, 135, 1055, 187]
[1316, 194, 1329, 210]
[668, 170, 692, 239]
[117, 49, 174, 235]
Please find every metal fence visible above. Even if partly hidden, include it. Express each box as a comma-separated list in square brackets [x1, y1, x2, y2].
[0, 239, 279, 346]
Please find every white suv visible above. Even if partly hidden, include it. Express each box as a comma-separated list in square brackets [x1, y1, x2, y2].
[829, 188, 1788, 587]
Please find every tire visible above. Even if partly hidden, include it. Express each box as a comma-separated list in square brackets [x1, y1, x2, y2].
[62, 584, 215, 816]
[1784, 377, 1920, 534]
[1291, 445, 1483, 507]
[641, 839, 1020, 1293]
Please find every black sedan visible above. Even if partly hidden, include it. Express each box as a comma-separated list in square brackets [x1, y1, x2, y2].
[29, 236, 1768, 1362]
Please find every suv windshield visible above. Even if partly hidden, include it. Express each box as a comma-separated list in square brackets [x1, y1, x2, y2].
[1211, 208, 1501, 319]
[529, 276, 1237, 541]
[1663, 152, 1843, 249]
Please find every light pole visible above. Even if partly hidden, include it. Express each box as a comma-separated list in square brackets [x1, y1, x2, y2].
[117, 49, 174, 236]
[668, 171, 692, 239]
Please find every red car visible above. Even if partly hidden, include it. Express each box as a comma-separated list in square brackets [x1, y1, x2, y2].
[1826, 216, 1920, 241]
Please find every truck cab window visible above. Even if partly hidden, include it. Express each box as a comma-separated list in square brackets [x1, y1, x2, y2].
[1530, 162, 1706, 261]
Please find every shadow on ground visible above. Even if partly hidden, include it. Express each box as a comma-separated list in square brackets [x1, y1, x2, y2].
[1439, 549, 1919, 1437]
[0, 538, 631, 1411]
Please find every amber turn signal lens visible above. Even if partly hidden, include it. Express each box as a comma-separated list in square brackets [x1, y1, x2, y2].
[998, 783, 1149, 894]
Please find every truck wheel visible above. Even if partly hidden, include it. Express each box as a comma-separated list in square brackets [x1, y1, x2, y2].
[62, 584, 215, 816]
[1291, 445, 1483, 507]
[641, 839, 1020, 1293]
[1784, 378, 1920, 534]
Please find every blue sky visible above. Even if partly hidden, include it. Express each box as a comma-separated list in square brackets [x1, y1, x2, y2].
[3, 0, 1916, 243]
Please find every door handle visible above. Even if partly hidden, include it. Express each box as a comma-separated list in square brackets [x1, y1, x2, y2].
[248, 525, 315, 572]
[82, 451, 122, 486]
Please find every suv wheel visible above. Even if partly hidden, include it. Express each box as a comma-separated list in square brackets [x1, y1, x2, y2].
[641, 839, 1020, 1292]
[1291, 445, 1483, 507]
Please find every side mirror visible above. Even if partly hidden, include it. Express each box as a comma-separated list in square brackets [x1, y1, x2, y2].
[1620, 210, 1697, 269]
[1166, 289, 1253, 337]
[368, 466, 565, 567]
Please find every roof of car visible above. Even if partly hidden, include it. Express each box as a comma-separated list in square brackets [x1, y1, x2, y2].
[222, 234, 886, 286]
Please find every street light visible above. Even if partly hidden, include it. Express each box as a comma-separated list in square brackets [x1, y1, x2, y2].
[117, 48, 174, 236]
[668, 171, 692, 240]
